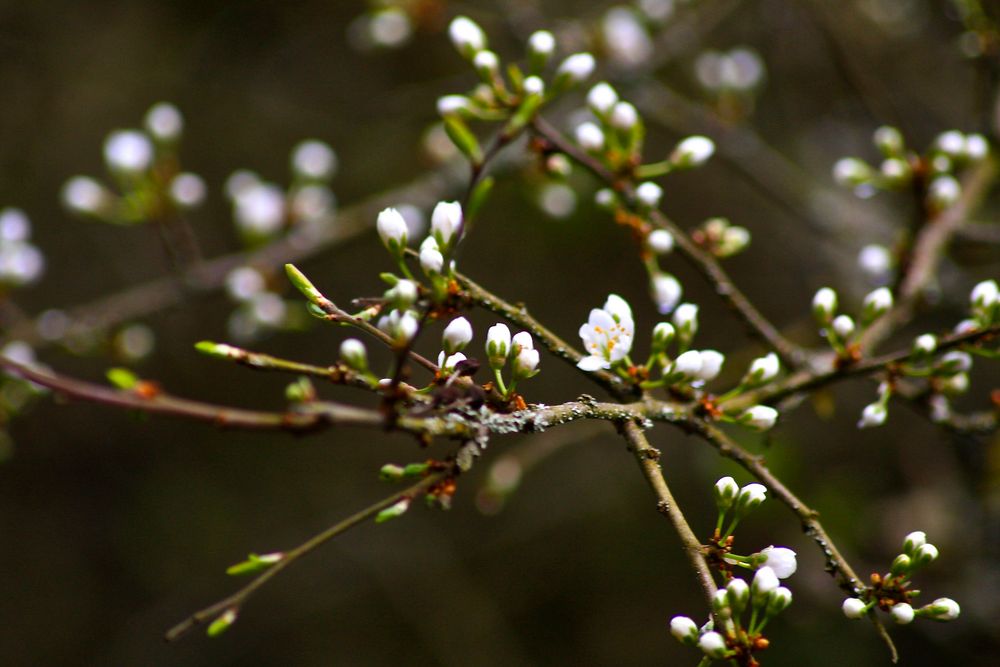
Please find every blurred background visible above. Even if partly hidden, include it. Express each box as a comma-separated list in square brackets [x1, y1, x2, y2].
[1, 0, 998, 664]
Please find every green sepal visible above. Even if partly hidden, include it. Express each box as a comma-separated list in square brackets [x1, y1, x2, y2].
[443, 115, 484, 166]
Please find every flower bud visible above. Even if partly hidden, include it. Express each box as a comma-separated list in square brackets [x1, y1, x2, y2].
[419, 243, 445, 275]
[912, 334, 936, 356]
[169, 173, 207, 209]
[61, 176, 112, 216]
[473, 49, 500, 83]
[912, 543, 939, 569]
[377, 207, 408, 254]
[669, 135, 715, 169]
[873, 125, 904, 156]
[431, 200, 463, 249]
[587, 82, 619, 115]
[527, 30, 555, 68]
[936, 350, 972, 375]
[695, 350, 724, 381]
[522, 76, 545, 96]
[437, 95, 473, 117]
[554, 52, 595, 89]
[449, 16, 487, 59]
[861, 287, 893, 323]
[714, 476, 739, 512]
[104, 129, 154, 173]
[697, 631, 728, 659]
[375, 497, 411, 523]
[736, 482, 768, 515]
[635, 182, 663, 208]
[340, 338, 368, 372]
[970, 279, 998, 323]
[291, 140, 337, 181]
[386, 279, 418, 309]
[672, 302, 699, 339]
[857, 403, 887, 429]
[486, 323, 511, 368]
[890, 602, 915, 625]
[671, 350, 703, 379]
[647, 229, 674, 254]
[832, 315, 855, 340]
[832, 158, 872, 187]
[757, 546, 797, 579]
[442, 316, 473, 354]
[741, 405, 778, 431]
[718, 225, 751, 257]
[651, 274, 682, 315]
[512, 347, 540, 380]
[439, 351, 467, 373]
[727, 577, 750, 615]
[751, 566, 780, 604]
[903, 530, 927, 555]
[923, 598, 960, 621]
[842, 598, 867, 619]
[935, 130, 965, 157]
[858, 244, 892, 278]
[575, 122, 605, 152]
[767, 586, 793, 616]
[511, 331, 534, 357]
[745, 352, 779, 385]
[812, 287, 838, 323]
[669, 616, 698, 645]
[594, 188, 617, 210]
[928, 175, 961, 209]
[964, 134, 989, 160]
[145, 102, 184, 142]
[651, 322, 675, 355]
[609, 101, 639, 130]
[889, 553, 912, 577]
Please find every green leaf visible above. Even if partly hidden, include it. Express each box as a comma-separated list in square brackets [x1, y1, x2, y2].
[106, 367, 138, 390]
[443, 116, 483, 166]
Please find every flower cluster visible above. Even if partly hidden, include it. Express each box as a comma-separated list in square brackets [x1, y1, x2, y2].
[842, 531, 959, 625]
[62, 102, 207, 224]
[812, 285, 893, 357]
[486, 323, 540, 399]
[226, 138, 337, 243]
[670, 565, 793, 663]
[833, 126, 989, 210]
[0, 208, 45, 288]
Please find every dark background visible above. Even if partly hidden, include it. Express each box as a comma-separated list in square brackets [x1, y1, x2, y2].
[0, 1, 997, 665]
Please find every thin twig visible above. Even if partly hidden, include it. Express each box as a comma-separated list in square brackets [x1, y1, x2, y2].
[165, 469, 450, 641]
[620, 420, 718, 609]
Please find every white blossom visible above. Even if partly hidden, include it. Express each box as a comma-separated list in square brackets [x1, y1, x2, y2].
[431, 201, 463, 248]
[556, 53, 596, 85]
[758, 546, 797, 579]
[751, 565, 780, 600]
[419, 243, 444, 274]
[925, 598, 960, 621]
[935, 130, 965, 157]
[970, 279, 998, 309]
[671, 350, 703, 379]
[575, 122, 605, 152]
[696, 350, 725, 381]
[512, 347, 540, 378]
[647, 229, 674, 254]
[714, 476, 739, 510]
[523, 76, 545, 96]
[486, 323, 511, 367]
[377, 207, 408, 250]
[862, 287, 893, 320]
[291, 140, 338, 180]
[438, 351, 467, 373]
[169, 173, 206, 208]
[812, 287, 838, 321]
[672, 303, 699, 335]
[449, 16, 487, 57]
[587, 82, 619, 114]
[437, 95, 472, 116]
[903, 531, 927, 554]
[832, 314, 855, 340]
[62, 176, 110, 215]
[511, 331, 534, 355]
[442, 317, 473, 354]
[890, 602, 915, 625]
[144, 102, 183, 141]
[832, 158, 872, 186]
[473, 50, 500, 76]
[235, 183, 286, 235]
[842, 598, 868, 619]
[636, 182, 663, 208]
[104, 130, 154, 173]
[913, 334, 936, 355]
[964, 134, 989, 160]
[697, 631, 728, 658]
[937, 350, 972, 374]
[742, 405, 778, 431]
[610, 101, 639, 130]
[669, 616, 698, 643]
[527, 30, 555, 58]
[577, 295, 635, 371]
[670, 135, 715, 168]
[928, 175, 961, 209]
[857, 403, 887, 429]
[340, 338, 368, 371]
